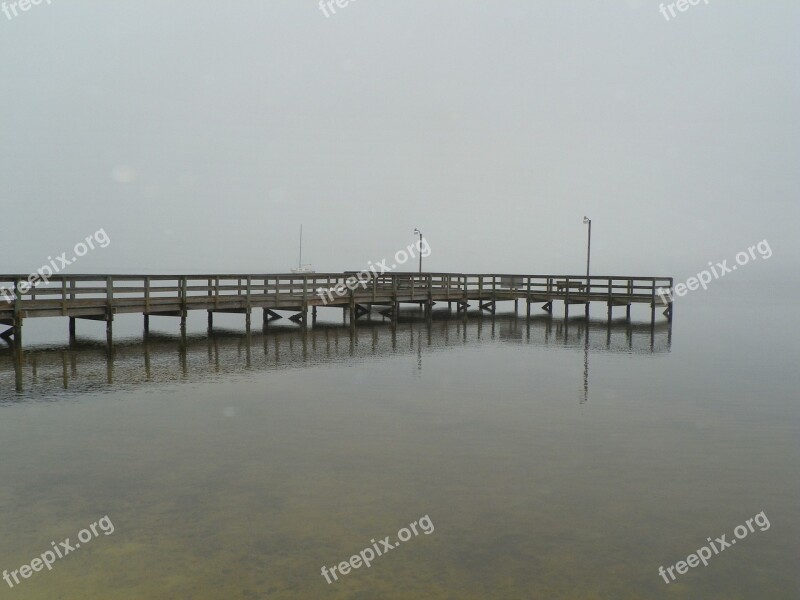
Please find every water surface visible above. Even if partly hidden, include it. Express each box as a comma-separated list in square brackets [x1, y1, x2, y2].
[0, 285, 797, 599]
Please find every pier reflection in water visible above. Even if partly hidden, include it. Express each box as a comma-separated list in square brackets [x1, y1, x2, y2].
[0, 313, 671, 401]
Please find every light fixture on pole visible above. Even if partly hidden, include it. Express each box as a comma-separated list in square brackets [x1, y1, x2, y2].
[582, 216, 592, 290]
[413, 228, 423, 273]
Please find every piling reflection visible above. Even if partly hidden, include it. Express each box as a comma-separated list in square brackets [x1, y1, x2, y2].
[0, 313, 671, 402]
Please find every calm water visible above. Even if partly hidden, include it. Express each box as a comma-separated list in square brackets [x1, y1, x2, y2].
[0, 281, 797, 599]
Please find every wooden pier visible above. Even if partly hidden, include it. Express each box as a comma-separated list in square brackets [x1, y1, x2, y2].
[0, 273, 673, 348]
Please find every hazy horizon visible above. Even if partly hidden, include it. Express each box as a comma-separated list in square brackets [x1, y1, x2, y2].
[2, 1, 798, 281]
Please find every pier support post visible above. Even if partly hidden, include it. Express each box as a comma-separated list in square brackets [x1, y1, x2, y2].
[564, 302, 569, 320]
[312, 305, 317, 325]
[69, 317, 76, 339]
[106, 315, 113, 347]
[650, 303, 656, 325]
[626, 304, 631, 321]
[514, 299, 519, 314]
[526, 299, 531, 319]
[607, 303, 612, 321]
[245, 309, 251, 332]
[144, 314, 150, 335]
[180, 311, 187, 336]
[207, 311, 213, 332]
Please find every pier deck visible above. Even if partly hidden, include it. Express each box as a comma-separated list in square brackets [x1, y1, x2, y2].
[1, 273, 673, 347]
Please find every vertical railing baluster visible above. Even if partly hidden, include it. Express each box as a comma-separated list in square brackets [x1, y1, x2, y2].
[106, 276, 113, 308]
[246, 276, 252, 312]
[14, 277, 22, 319]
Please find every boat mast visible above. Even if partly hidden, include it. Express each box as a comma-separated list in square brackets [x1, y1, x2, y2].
[298, 225, 303, 269]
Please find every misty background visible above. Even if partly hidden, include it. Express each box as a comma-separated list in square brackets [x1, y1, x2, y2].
[1, 0, 797, 282]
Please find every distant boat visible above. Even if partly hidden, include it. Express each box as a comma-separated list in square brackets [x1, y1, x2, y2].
[290, 225, 315, 273]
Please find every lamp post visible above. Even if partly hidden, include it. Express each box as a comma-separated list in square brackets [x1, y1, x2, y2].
[582, 217, 591, 286]
[413, 228, 423, 273]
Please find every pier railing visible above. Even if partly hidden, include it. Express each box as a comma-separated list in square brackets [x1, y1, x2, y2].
[1, 273, 673, 316]
[0, 272, 673, 347]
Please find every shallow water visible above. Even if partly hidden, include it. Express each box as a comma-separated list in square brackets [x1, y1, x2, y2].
[0, 283, 797, 599]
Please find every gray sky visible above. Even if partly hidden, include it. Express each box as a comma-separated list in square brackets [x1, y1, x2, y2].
[1, 0, 797, 281]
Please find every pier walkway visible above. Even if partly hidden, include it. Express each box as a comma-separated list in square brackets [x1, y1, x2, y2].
[1, 273, 673, 347]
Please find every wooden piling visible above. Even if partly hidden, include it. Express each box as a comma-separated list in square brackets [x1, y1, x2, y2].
[106, 316, 113, 346]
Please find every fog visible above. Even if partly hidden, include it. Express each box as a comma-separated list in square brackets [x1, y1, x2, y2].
[1, 0, 797, 282]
